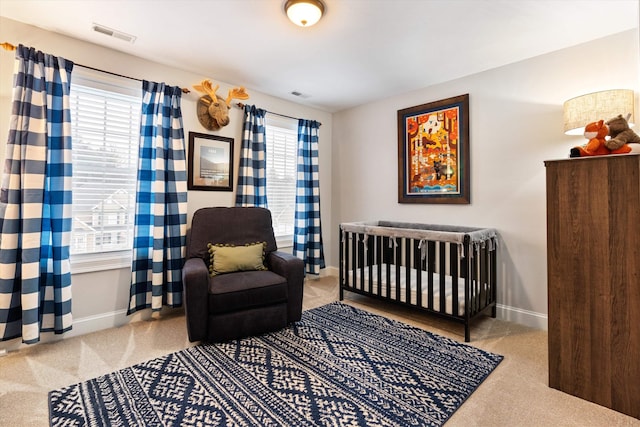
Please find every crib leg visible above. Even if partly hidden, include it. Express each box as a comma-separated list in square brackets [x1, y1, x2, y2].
[339, 286, 344, 301]
[464, 323, 470, 342]
[491, 304, 497, 318]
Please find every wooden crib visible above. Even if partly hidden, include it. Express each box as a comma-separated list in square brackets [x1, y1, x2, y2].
[339, 221, 498, 342]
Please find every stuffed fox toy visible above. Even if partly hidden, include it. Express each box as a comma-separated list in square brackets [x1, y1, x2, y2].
[570, 120, 610, 157]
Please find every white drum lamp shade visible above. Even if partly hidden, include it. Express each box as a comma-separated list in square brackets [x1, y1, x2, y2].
[563, 89, 635, 135]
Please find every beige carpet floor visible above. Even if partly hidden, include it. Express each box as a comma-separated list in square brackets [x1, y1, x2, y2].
[0, 276, 638, 426]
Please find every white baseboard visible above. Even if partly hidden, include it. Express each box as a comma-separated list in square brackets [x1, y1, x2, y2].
[0, 308, 165, 354]
[68, 307, 176, 337]
[496, 303, 547, 330]
[66, 309, 130, 338]
[318, 266, 338, 278]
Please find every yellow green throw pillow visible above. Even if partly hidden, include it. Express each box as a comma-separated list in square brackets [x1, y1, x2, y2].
[207, 242, 267, 276]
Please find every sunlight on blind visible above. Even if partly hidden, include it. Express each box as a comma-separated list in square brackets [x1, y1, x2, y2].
[69, 83, 141, 255]
[265, 114, 297, 245]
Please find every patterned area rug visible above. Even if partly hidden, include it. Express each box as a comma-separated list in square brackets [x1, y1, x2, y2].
[49, 302, 503, 426]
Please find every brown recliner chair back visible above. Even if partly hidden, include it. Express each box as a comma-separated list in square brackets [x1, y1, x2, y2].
[187, 206, 278, 262]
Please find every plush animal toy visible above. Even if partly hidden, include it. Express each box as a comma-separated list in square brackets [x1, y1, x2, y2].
[604, 114, 639, 153]
[570, 120, 610, 157]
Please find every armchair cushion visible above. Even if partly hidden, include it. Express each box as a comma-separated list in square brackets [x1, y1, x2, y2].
[208, 270, 287, 314]
[207, 242, 267, 276]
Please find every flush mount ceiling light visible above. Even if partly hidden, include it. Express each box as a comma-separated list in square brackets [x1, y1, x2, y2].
[285, 0, 325, 27]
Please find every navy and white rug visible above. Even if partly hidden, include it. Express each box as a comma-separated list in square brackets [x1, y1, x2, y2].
[49, 302, 503, 426]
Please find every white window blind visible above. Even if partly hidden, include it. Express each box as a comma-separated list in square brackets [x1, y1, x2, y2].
[265, 114, 298, 247]
[69, 74, 141, 260]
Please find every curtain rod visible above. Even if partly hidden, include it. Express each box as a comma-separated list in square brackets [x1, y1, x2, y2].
[1, 42, 190, 94]
[236, 102, 322, 126]
[3, 42, 322, 120]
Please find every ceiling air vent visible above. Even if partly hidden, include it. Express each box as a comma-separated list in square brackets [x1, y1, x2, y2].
[92, 23, 136, 44]
[290, 90, 310, 99]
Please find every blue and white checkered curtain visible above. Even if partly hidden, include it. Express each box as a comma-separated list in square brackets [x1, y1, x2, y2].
[0, 45, 74, 343]
[235, 105, 267, 207]
[128, 81, 187, 315]
[293, 119, 325, 275]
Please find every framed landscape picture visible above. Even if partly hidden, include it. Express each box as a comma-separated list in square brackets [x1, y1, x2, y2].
[397, 94, 470, 204]
[188, 132, 234, 191]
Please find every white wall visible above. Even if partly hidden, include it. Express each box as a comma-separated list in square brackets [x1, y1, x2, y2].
[331, 29, 640, 329]
[0, 17, 333, 350]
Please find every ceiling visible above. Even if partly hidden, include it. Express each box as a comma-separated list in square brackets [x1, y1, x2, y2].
[1, 0, 638, 112]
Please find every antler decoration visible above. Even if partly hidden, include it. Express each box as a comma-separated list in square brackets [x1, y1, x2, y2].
[225, 87, 250, 107]
[193, 79, 220, 102]
[193, 79, 250, 131]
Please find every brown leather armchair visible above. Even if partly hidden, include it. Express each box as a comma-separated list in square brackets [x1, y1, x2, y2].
[182, 207, 304, 342]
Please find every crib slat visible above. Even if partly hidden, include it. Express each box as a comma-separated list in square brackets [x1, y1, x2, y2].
[347, 231, 351, 288]
[469, 243, 476, 315]
[395, 238, 402, 302]
[376, 235, 382, 296]
[427, 240, 435, 311]
[360, 233, 365, 290]
[339, 227, 344, 300]
[463, 237, 472, 341]
[367, 235, 374, 295]
[439, 241, 446, 315]
[450, 242, 459, 317]
[480, 244, 488, 308]
[471, 241, 480, 315]
[490, 238, 497, 317]
[351, 231, 357, 290]
[383, 237, 392, 299]
[414, 239, 422, 307]
[405, 237, 412, 304]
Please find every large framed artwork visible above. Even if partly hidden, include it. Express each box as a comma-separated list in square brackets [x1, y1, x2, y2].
[188, 132, 234, 191]
[397, 94, 470, 204]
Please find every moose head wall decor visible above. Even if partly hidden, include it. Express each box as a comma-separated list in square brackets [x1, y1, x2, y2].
[193, 79, 250, 130]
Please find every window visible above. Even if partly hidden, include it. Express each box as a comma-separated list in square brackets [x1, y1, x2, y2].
[265, 114, 297, 247]
[69, 69, 141, 271]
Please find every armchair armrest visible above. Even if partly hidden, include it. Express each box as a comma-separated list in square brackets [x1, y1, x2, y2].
[268, 251, 304, 323]
[182, 257, 209, 342]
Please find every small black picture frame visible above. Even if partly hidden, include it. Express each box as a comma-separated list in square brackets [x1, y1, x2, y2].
[188, 132, 234, 191]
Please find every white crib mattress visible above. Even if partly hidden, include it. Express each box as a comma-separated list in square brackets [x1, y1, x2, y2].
[346, 263, 470, 316]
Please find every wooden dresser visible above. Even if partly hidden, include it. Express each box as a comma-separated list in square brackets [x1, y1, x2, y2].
[544, 154, 640, 419]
